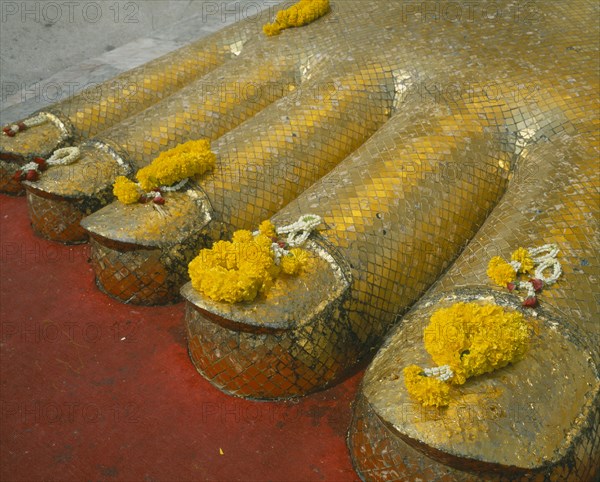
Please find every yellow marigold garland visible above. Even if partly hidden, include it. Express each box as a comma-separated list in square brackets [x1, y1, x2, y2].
[263, 0, 330, 36]
[404, 302, 531, 407]
[113, 176, 142, 205]
[511, 247, 534, 274]
[137, 139, 215, 191]
[280, 248, 310, 275]
[258, 220, 277, 238]
[189, 234, 279, 303]
[113, 139, 216, 204]
[189, 218, 318, 304]
[403, 365, 450, 407]
[486, 256, 516, 286]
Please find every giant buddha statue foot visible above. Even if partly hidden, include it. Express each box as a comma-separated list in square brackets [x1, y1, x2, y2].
[79, 0, 459, 303]
[77, 0, 596, 407]
[78, 0, 569, 304]
[347, 122, 599, 480]
[0, 7, 271, 195]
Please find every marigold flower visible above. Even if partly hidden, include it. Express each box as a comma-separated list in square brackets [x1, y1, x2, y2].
[136, 139, 215, 191]
[423, 302, 531, 385]
[403, 365, 450, 408]
[189, 219, 315, 303]
[511, 247, 534, 274]
[113, 176, 141, 204]
[263, 0, 330, 36]
[258, 220, 277, 238]
[280, 248, 310, 275]
[232, 230, 254, 244]
[487, 256, 516, 286]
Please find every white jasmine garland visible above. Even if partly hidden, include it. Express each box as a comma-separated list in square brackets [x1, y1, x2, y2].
[530, 244, 562, 285]
[20, 147, 81, 179]
[276, 214, 323, 247]
[2, 114, 48, 136]
[160, 178, 189, 192]
[253, 215, 322, 266]
[423, 365, 454, 382]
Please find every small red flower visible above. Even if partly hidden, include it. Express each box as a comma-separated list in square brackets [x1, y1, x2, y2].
[33, 157, 48, 171]
[25, 170, 39, 182]
[278, 241, 286, 249]
[2, 127, 11, 134]
[17, 122, 27, 131]
[153, 196, 165, 205]
[5, 130, 15, 137]
[522, 296, 538, 308]
[529, 278, 543, 292]
[507, 282, 516, 292]
[13, 170, 23, 181]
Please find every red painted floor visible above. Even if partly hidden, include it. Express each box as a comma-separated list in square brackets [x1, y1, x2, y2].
[0, 194, 363, 482]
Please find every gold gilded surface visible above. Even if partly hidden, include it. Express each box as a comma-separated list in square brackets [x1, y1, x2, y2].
[26, 189, 92, 244]
[0, 10, 269, 165]
[180, 95, 515, 398]
[28, 144, 125, 198]
[83, 189, 210, 247]
[30, 41, 302, 199]
[27, 27, 310, 243]
[22, 143, 125, 242]
[0, 112, 72, 194]
[183, 240, 349, 331]
[90, 236, 196, 306]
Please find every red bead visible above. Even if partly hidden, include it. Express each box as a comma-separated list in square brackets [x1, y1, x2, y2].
[25, 170, 39, 182]
[13, 170, 23, 181]
[17, 122, 27, 131]
[522, 296, 538, 308]
[507, 282, 516, 292]
[153, 196, 165, 205]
